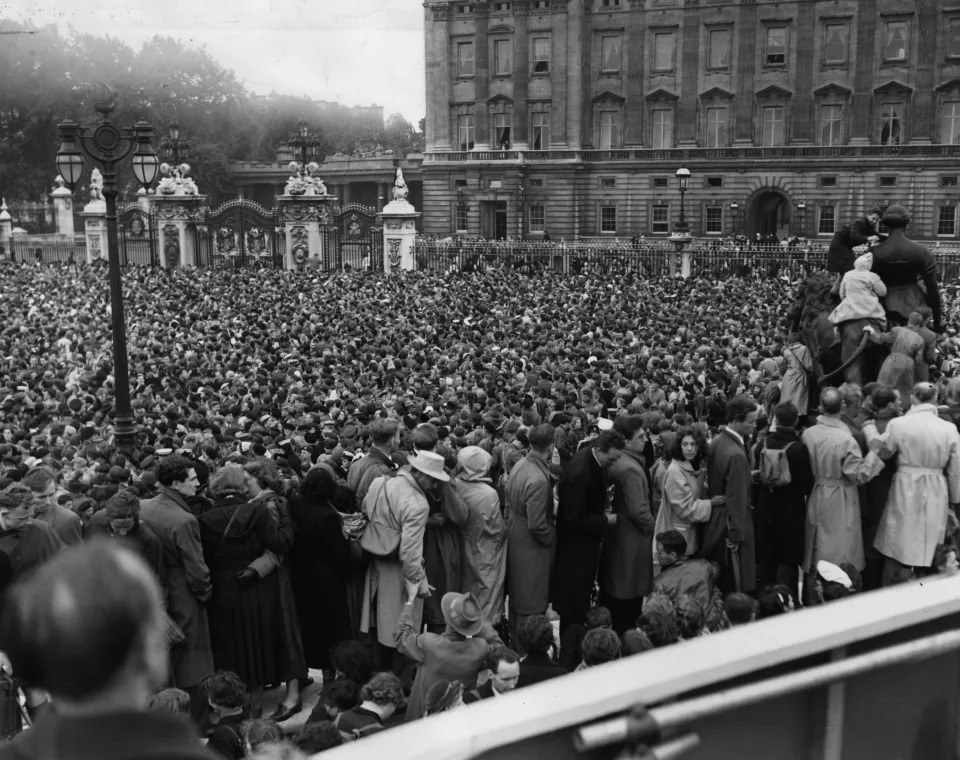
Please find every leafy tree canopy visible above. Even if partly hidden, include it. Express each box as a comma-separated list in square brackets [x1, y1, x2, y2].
[0, 20, 423, 206]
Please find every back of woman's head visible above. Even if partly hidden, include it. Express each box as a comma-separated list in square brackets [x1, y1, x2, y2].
[638, 610, 679, 648]
[208, 463, 246, 500]
[360, 672, 405, 707]
[244, 458, 282, 492]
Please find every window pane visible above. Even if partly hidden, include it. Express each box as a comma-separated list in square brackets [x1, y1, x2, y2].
[654, 33, 675, 71]
[938, 206, 956, 236]
[709, 29, 731, 68]
[455, 202, 468, 232]
[705, 106, 728, 148]
[818, 206, 836, 235]
[885, 21, 907, 60]
[705, 206, 723, 234]
[950, 18, 960, 58]
[766, 27, 787, 65]
[494, 113, 511, 149]
[820, 104, 842, 146]
[533, 37, 550, 72]
[600, 111, 620, 149]
[942, 102, 960, 145]
[531, 111, 550, 149]
[600, 206, 617, 233]
[880, 102, 902, 145]
[459, 42, 475, 76]
[652, 204, 670, 234]
[652, 108, 673, 149]
[529, 204, 545, 232]
[602, 36, 621, 72]
[762, 106, 784, 147]
[824, 24, 847, 64]
[458, 115, 475, 150]
[494, 40, 512, 75]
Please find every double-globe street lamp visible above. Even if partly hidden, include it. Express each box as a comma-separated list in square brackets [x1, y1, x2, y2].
[55, 99, 160, 451]
[161, 120, 190, 164]
[289, 119, 324, 171]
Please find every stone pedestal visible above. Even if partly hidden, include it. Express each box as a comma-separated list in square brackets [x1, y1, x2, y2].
[51, 179, 75, 236]
[379, 198, 421, 273]
[277, 194, 339, 270]
[152, 195, 207, 267]
[80, 199, 107, 264]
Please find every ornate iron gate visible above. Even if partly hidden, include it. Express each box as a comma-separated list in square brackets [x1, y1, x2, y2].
[323, 204, 382, 271]
[201, 199, 283, 270]
[118, 203, 157, 266]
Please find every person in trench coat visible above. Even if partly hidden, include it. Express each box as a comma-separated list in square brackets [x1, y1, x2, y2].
[551, 430, 625, 670]
[598, 416, 655, 635]
[454, 446, 507, 626]
[504, 423, 557, 650]
[863, 383, 960, 584]
[139, 457, 214, 696]
[800, 388, 883, 586]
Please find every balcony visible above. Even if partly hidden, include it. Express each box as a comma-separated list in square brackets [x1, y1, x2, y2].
[424, 143, 960, 163]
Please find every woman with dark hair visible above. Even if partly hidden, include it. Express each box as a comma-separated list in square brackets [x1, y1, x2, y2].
[197, 465, 294, 710]
[289, 467, 356, 680]
[654, 427, 723, 556]
[330, 639, 374, 690]
[242, 458, 306, 722]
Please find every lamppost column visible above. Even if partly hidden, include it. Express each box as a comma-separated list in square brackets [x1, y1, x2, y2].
[102, 172, 134, 449]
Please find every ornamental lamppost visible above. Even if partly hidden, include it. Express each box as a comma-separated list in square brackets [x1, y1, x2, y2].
[289, 119, 324, 171]
[729, 201, 740, 234]
[796, 200, 807, 236]
[669, 165, 693, 276]
[160, 120, 190, 164]
[55, 98, 160, 451]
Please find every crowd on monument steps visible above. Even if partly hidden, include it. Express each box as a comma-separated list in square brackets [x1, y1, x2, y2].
[1, 255, 960, 760]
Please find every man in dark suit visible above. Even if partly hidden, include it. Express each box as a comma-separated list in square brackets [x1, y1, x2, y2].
[463, 646, 520, 703]
[551, 430, 625, 670]
[870, 204, 943, 332]
[699, 396, 759, 594]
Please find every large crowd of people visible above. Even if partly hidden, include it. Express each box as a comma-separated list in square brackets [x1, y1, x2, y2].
[1, 217, 960, 758]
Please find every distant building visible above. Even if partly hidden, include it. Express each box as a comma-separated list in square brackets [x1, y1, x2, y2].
[421, 0, 960, 240]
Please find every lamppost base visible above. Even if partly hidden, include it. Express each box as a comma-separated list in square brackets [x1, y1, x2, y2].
[113, 417, 137, 451]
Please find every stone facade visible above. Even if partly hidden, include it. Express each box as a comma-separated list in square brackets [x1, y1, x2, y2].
[422, 0, 960, 240]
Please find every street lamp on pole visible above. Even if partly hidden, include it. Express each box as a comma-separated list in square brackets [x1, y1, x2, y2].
[289, 119, 324, 171]
[796, 200, 807, 236]
[729, 202, 740, 234]
[669, 165, 693, 276]
[160, 120, 190, 165]
[55, 98, 160, 451]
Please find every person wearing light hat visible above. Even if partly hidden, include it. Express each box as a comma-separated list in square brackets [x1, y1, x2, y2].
[360, 450, 450, 679]
[454, 446, 507, 626]
[395, 576, 503, 721]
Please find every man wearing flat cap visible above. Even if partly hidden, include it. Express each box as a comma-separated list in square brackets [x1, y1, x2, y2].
[870, 204, 944, 332]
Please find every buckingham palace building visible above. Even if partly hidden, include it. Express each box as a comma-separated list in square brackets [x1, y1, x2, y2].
[420, 0, 960, 241]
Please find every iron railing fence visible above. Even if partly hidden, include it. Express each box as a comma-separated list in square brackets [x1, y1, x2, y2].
[412, 239, 960, 281]
[6, 234, 89, 264]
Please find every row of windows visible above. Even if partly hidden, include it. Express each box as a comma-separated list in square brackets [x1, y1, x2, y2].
[452, 16, 942, 81]
[453, 100, 960, 149]
[453, 202, 960, 237]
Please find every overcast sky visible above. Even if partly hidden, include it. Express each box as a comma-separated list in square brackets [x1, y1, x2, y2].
[0, 0, 427, 123]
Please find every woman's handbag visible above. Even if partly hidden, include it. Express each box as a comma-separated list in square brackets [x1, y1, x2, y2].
[359, 478, 401, 560]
